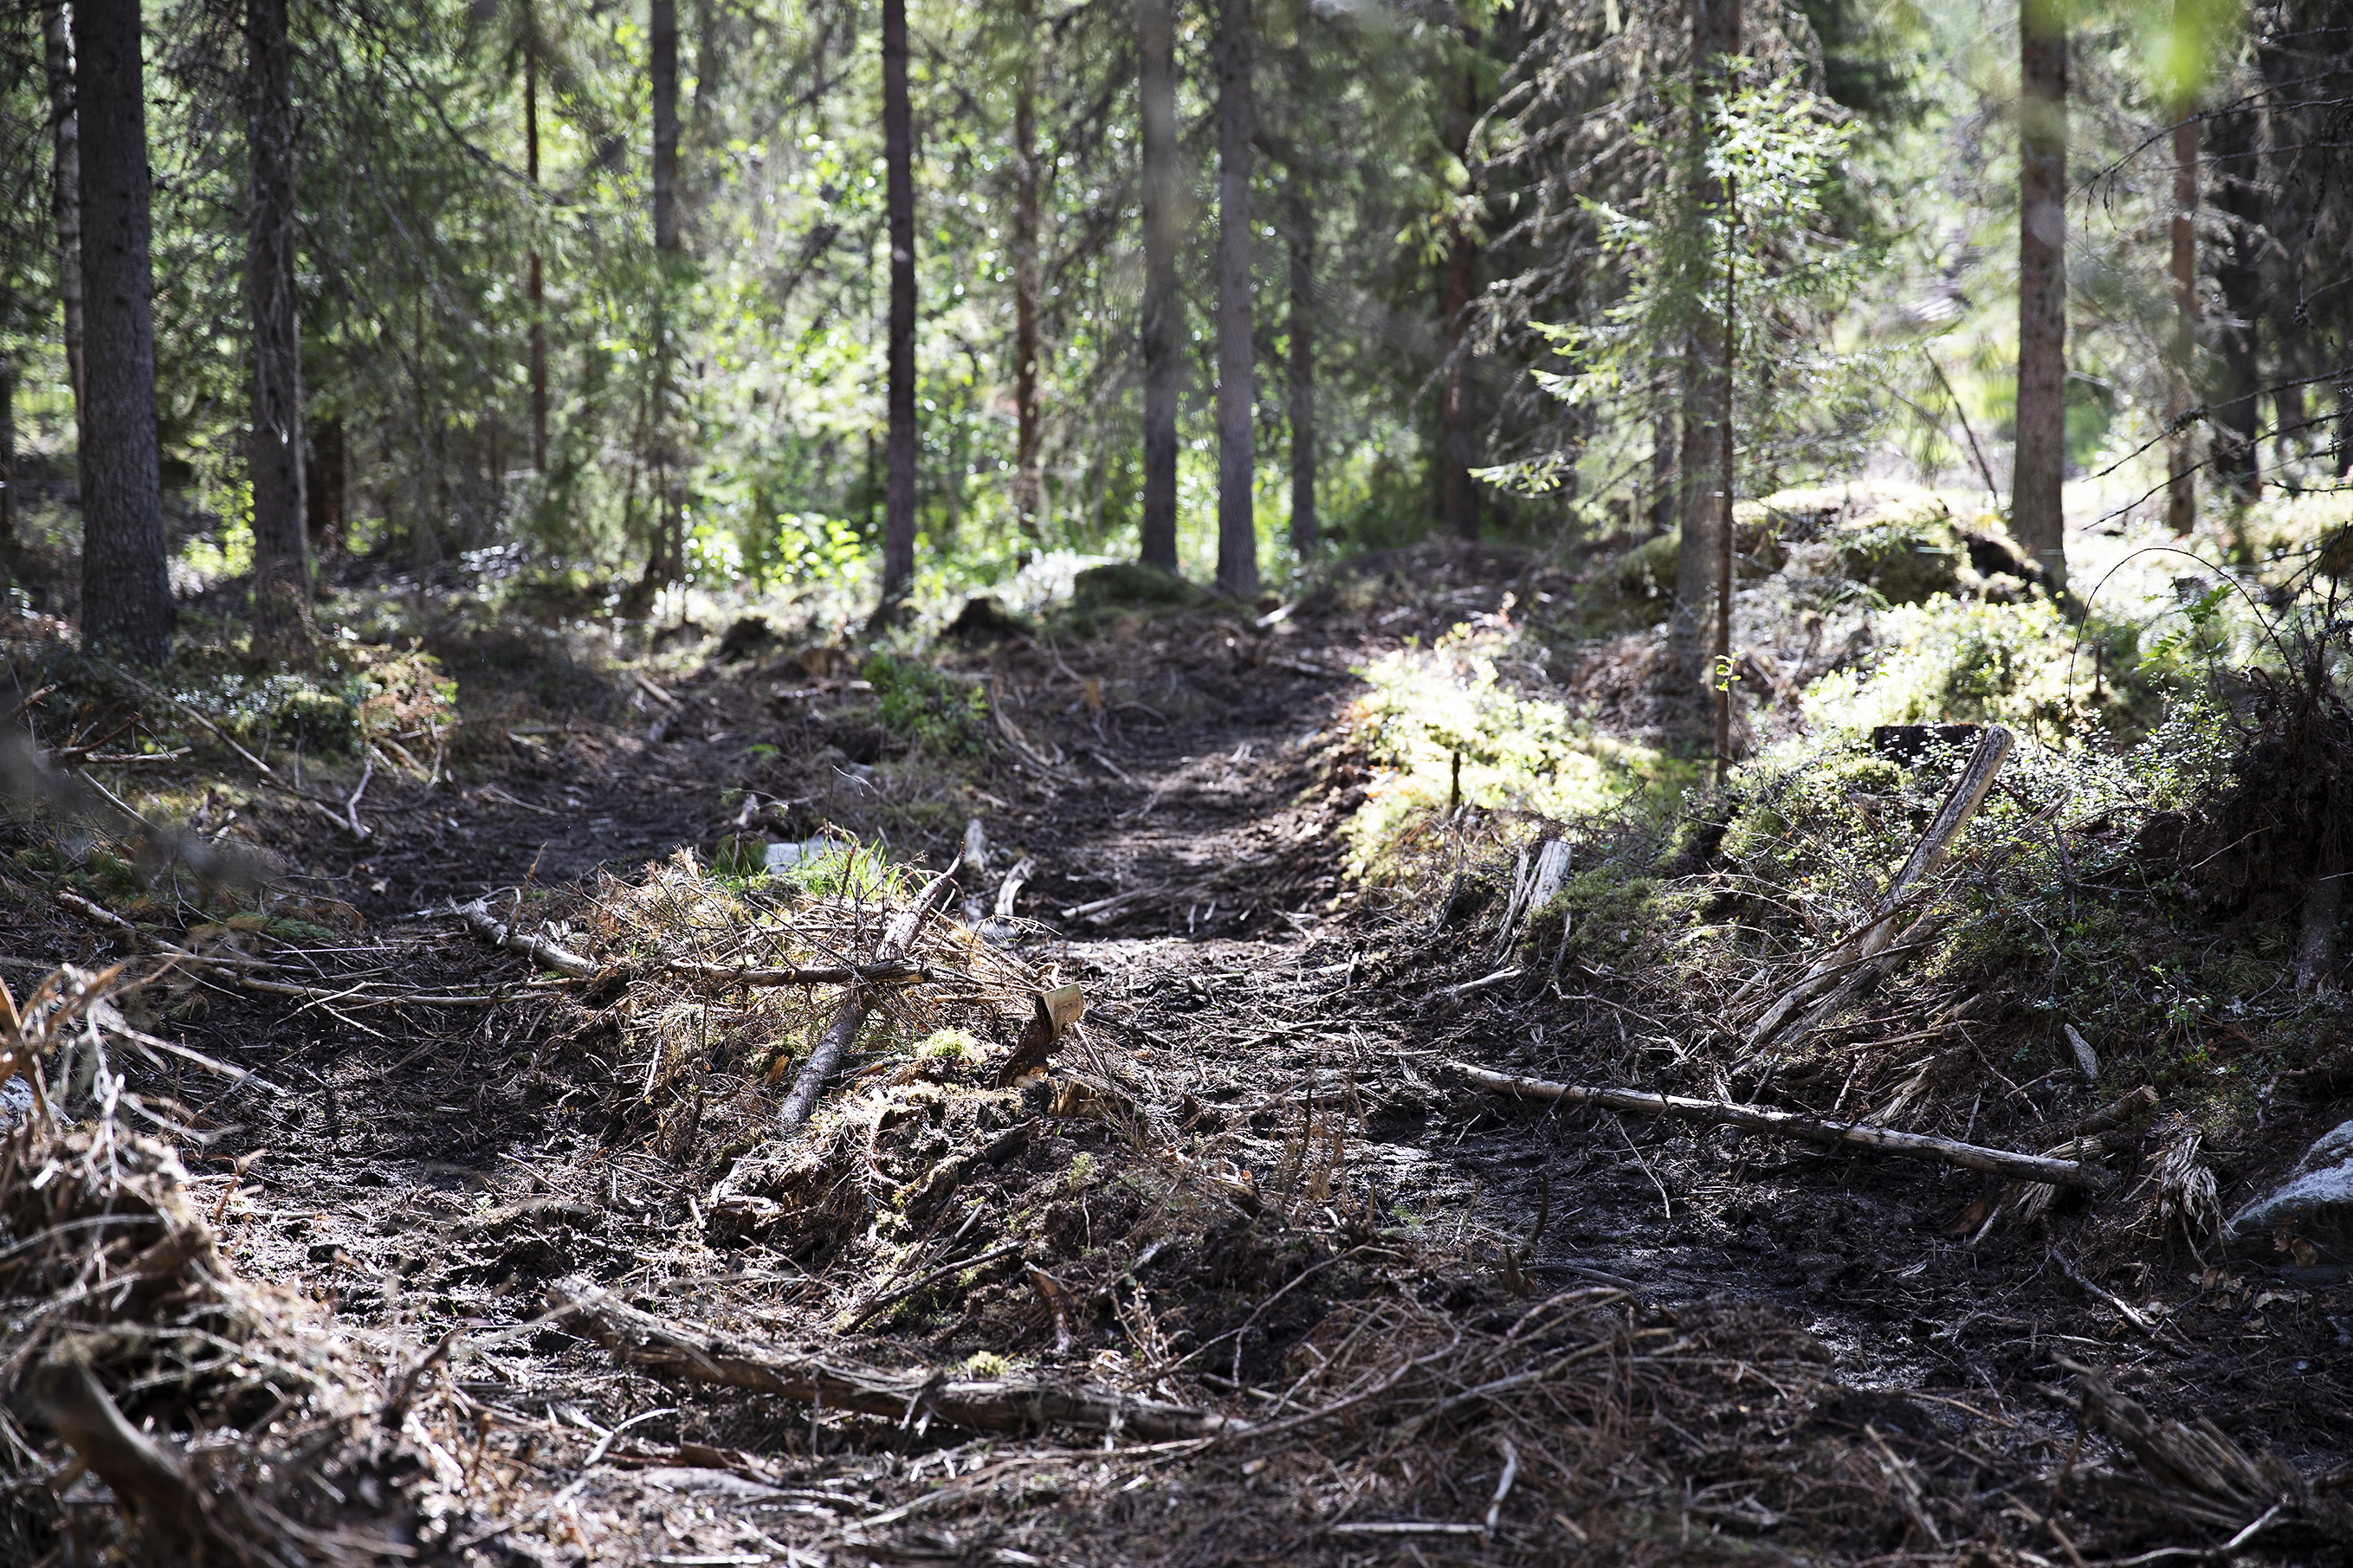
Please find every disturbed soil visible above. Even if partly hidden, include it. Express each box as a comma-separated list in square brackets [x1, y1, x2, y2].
[8, 545, 2352, 1565]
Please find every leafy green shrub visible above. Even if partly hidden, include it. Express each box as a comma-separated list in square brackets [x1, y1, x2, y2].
[862, 653, 988, 754]
[1832, 500, 1962, 604]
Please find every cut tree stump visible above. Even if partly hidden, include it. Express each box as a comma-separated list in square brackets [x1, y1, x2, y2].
[1453, 1061, 2115, 1190]
[550, 1276, 1247, 1441]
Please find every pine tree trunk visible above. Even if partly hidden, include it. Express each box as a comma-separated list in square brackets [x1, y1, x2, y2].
[2014, 0, 2068, 589]
[247, 0, 310, 639]
[73, 0, 172, 665]
[1214, 0, 1257, 600]
[878, 0, 917, 614]
[1667, 0, 1737, 694]
[1012, 0, 1043, 543]
[526, 12, 547, 474]
[650, 0, 683, 591]
[1285, 177, 1316, 558]
[1438, 32, 1480, 542]
[2164, 45, 2197, 535]
[42, 5, 84, 416]
[1137, 0, 1180, 573]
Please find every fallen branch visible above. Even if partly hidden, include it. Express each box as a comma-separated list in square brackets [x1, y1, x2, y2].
[1453, 1061, 2115, 1190]
[452, 899, 595, 978]
[550, 1276, 1245, 1441]
[779, 868, 958, 1130]
[1745, 726, 2012, 1051]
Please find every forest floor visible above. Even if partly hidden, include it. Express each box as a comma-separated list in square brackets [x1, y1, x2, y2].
[5, 540, 2350, 1566]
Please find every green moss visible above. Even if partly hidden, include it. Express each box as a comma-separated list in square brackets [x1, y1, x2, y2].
[1072, 561, 1208, 608]
[1833, 500, 1962, 604]
[863, 652, 988, 754]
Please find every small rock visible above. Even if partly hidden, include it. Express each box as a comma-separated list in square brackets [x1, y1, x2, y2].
[2224, 1118, 2353, 1272]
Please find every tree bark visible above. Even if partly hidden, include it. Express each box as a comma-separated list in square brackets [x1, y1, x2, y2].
[247, 0, 310, 640]
[2164, 66, 2197, 534]
[649, 0, 684, 592]
[305, 412, 344, 551]
[1438, 29, 1481, 542]
[526, 8, 547, 474]
[43, 5, 85, 417]
[1012, 0, 1043, 543]
[1285, 176, 1316, 557]
[877, 0, 917, 616]
[1, 360, 15, 549]
[1648, 409, 1676, 532]
[2014, 0, 2068, 590]
[73, 0, 171, 666]
[1214, 0, 1257, 600]
[1137, 0, 1180, 573]
[1714, 171, 1736, 784]
[1667, 0, 1737, 695]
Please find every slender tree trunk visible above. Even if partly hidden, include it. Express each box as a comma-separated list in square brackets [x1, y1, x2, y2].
[306, 413, 344, 552]
[1137, 0, 1180, 573]
[2014, 0, 2068, 589]
[1214, 0, 1257, 599]
[74, 0, 171, 665]
[877, 0, 917, 615]
[2164, 49, 2198, 533]
[1012, 0, 1043, 543]
[1438, 30, 1480, 541]
[526, 11, 547, 474]
[1285, 177, 1316, 557]
[2208, 94, 2259, 500]
[649, 0, 683, 591]
[1715, 173, 1736, 784]
[1668, 0, 1737, 695]
[42, 5, 85, 417]
[247, 0, 309, 639]
[1, 361, 15, 550]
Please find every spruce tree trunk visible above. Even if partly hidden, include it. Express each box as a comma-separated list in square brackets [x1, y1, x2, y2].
[1213, 0, 1257, 600]
[2164, 21, 2197, 535]
[1438, 31, 1480, 541]
[247, 0, 309, 638]
[2014, 0, 2068, 589]
[1137, 0, 1180, 573]
[1667, 0, 1737, 695]
[73, 0, 171, 665]
[1648, 410, 1677, 532]
[878, 0, 917, 614]
[1285, 177, 1316, 558]
[1012, 0, 1043, 543]
[526, 12, 547, 474]
[42, 5, 84, 416]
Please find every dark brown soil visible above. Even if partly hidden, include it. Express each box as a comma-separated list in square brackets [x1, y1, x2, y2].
[7, 545, 2350, 1565]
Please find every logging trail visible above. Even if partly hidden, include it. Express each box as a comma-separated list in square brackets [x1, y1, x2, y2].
[10, 543, 2351, 1564]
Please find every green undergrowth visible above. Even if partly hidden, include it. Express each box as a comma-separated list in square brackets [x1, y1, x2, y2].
[863, 652, 989, 755]
[1337, 616, 1698, 882]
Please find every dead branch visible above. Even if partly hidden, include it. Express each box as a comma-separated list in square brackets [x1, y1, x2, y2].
[1453, 1061, 2116, 1190]
[28, 1356, 211, 1553]
[1744, 726, 2013, 1051]
[453, 898, 595, 977]
[779, 869, 959, 1130]
[549, 1276, 1246, 1441]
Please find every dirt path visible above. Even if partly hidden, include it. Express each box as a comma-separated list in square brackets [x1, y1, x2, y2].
[18, 561, 2350, 1563]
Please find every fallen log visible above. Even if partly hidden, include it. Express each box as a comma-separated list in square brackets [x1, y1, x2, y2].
[550, 1276, 1246, 1441]
[779, 868, 958, 1130]
[1452, 1061, 2116, 1191]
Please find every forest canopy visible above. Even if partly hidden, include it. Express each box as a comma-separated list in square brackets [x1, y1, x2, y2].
[0, 0, 2345, 674]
